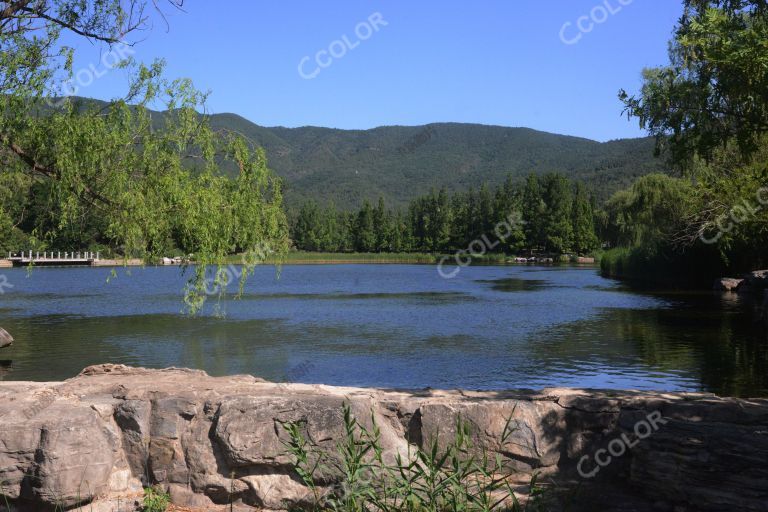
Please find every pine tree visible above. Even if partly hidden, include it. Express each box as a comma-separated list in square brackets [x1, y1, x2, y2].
[294, 201, 322, 251]
[355, 201, 376, 252]
[431, 188, 452, 252]
[477, 183, 494, 239]
[522, 174, 545, 253]
[495, 177, 526, 254]
[449, 192, 468, 250]
[373, 196, 392, 252]
[465, 186, 479, 242]
[541, 173, 574, 254]
[572, 182, 599, 255]
[319, 202, 340, 252]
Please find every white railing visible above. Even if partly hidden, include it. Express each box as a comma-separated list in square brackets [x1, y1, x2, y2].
[7, 251, 101, 263]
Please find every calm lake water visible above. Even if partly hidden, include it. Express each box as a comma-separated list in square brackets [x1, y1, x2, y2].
[0, 264, 766, 396]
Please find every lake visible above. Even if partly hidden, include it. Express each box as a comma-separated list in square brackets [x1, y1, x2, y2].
[0, 264, 765, 396]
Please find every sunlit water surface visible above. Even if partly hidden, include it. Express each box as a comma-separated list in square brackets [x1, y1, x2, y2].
[0, 265, 765, 396]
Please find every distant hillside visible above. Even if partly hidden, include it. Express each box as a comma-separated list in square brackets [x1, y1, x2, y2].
[57, 98, 668, 209]
[206, 116, 667, 209]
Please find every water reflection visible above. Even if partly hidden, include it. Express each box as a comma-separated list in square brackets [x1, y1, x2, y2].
[530, 293, 768, 396]
[474, 278, 551, 292]
[0, 265, 765, 396]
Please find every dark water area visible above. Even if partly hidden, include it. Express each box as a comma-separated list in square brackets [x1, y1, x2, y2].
[0, 264, 765, 396]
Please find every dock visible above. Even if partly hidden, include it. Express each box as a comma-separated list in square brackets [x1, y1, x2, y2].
[5, 251, 101, 267]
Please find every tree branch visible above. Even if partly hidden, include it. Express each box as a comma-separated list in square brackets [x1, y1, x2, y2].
[3, 136, 115, 207]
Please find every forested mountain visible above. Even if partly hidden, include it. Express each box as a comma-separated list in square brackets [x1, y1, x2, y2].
[203, 116, 667, 209]
[56, 98, 667, 210]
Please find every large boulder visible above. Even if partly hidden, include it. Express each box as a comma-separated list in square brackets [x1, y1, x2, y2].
[0, 327, 12, 348]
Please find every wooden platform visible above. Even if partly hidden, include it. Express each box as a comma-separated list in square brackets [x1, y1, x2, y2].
[6, 251, 100, 267]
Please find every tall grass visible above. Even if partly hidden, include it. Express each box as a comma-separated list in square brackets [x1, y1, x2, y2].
[282, 404, 549, 512]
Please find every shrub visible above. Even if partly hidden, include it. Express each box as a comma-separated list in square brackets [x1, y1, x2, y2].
[142, 486, 170, 512]
[282, 404, 549, 512]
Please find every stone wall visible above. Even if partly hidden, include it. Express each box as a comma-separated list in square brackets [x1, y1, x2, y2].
[0, 365, 766, 511]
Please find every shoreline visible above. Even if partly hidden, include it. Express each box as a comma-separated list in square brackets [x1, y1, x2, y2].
[1, 253, 601, 268]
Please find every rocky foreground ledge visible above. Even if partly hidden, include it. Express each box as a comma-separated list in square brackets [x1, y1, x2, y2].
[0, 365, 766, 512]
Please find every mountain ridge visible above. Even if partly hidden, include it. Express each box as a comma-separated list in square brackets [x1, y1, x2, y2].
[56, 97, 669, 209]
[203, 116, 667, 208]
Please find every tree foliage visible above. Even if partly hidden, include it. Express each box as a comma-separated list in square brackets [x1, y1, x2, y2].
[0, 1, 289, 312]
[620, 0, 768, 166]
[290, 174, 600, 256]
[611, 0, 768, 279]
[602, 174, 696, 249]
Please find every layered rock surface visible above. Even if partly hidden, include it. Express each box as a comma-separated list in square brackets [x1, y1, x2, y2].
[0, 365, 766, 511]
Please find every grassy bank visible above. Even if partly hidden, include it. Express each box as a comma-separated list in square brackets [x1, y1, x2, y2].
[6, 251, 600, 269]
[222, 252, 443, 265]
[224, 252, 597, 266]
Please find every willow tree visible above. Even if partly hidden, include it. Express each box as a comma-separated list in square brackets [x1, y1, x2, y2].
[619, 0, 768, 266]
[0, 1, 289, 312]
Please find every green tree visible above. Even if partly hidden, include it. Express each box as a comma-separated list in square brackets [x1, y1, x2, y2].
[603, 174, 695, 250]
[522, 174, 545, 253]
[0, 1, 288, 312]
[373, 196, 392, 252]
[320, 202, 342, 252]
[388, 211, 405, 252]
[620, 0, 768, 166]
[337, 211, 356, 252]
[616, 0, 768, 277]
[493, 176, 526, 254]
[477, 183, 494, 237]
[572, 182, 599, 254]
[430, 188, 452, 252]
[355, 200, 376, 252]
[541, 173, 574, 254]
[464, 186, 479, 242]
[294, 200, 335, 252]
[448, 191, 468, 250]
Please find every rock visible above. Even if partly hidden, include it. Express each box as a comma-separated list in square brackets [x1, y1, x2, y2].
[714, 278, 743, 292]
[0, 366, 765, 511]
[0, 327, 12, 348]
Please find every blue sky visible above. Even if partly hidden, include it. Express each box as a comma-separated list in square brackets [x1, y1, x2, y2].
[61, 1, 683, 141]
